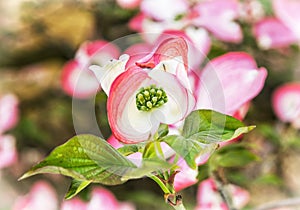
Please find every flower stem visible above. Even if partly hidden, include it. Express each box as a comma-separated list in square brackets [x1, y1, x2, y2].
[148, 175, 170, 194]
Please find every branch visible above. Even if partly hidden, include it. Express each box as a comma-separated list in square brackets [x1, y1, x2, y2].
[253, 197, 300, 210]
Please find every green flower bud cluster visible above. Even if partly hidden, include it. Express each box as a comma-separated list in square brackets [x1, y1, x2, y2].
[136, 85, 168, 111]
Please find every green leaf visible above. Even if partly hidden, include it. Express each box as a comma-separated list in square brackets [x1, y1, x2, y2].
[65, 179, 91, 199]
[19, 134, 138, 185]
[117, 144, 141, 156]
[182, 110, 255, 143]
[161, 135, 218, 169]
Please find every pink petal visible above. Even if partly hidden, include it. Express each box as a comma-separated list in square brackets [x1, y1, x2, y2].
[192, 0, 242, 43]
[116, 0, 141, 9]
[124, 42, 153, 70]
[13, 181, 58, 210]
[157, 29, 211, 69]
[61, 60, 100, 98]
[0, 135, 17, 168]
[61, 198, 87, 210]
[197, 178, 221, 206]
[272, 83, 300, 124]
[141, 0, 189, 21]
[0, 93, 19, 133]
[136, 37, 188, 71]
[232, 102, 250, 120]
[273, 0, 300, 39]
[107, 135, 124, 149]
[108, 68, 156, 143]
[253, 18, 297, 49]
[196, 52, 267, 115]
[173, 159, 198, 191]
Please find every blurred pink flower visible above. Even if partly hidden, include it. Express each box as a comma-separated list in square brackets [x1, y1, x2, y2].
[272, 83, 300, 128]
[13, 181, 58, 210]
[116, 0, 141, 9]
[192, 0, 242, 43]
[61, 197, 87, 210]
[0, 135, 17, 168]
[195, 178, 249, 210]
[61, 40, 120, 98]
[0, 93, 19, 134]
[87, 187, 135, 210]
[253, 18, 297, 49]
[130, 0, 242, 45]
[273, 0, 300, 40]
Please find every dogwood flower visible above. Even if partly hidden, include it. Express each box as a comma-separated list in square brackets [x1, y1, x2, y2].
[91, 37, 195, 143]
[61, 40, 120, 98]
[272, 83, 300, 129]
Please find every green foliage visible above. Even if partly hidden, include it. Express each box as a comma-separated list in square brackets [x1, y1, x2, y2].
[19, 134, 138, 185]
[20, 110, 256, 199]
[162, 110, 255, 169]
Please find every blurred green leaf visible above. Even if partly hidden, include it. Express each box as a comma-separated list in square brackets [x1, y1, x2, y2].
[254, 174, 283, 186]
[214, 149, 259, 168]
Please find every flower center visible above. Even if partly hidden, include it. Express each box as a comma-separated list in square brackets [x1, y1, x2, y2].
[136, 85, 168, 111]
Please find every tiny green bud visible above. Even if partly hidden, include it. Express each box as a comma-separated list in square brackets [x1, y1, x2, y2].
[136, 85, 168, 111]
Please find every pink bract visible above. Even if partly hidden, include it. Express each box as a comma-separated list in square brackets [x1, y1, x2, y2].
[0, 93, 19, 134]
[12, 181, 58, 210]
[253, 18, 297, 49]
[272, 83, 300, 128]
[195, 52, 267, 115]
